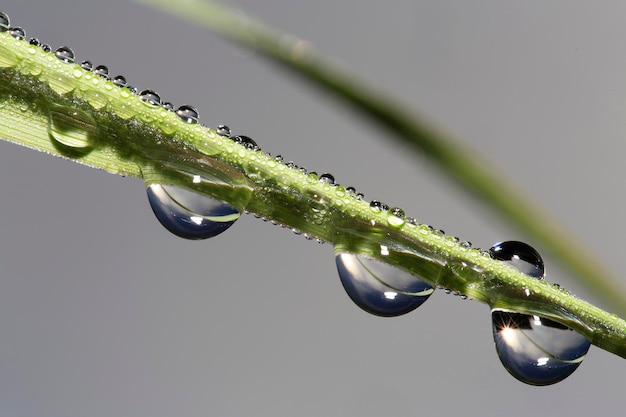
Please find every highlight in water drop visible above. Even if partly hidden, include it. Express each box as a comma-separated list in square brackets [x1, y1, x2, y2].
[335, 252, 434, 317]
[146, 183, 240, 240]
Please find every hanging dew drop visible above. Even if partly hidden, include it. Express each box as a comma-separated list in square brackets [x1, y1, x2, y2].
[491, 310, 591, 386]
[335, 251, 434, 317]
[146, 183, 241, 240]
[488, 240, 591, 385]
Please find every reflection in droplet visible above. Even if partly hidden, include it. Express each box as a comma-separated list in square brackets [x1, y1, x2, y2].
[146, 183, 240, 240]
[492, 310, 591, 386]
[335, 252, 434, 317]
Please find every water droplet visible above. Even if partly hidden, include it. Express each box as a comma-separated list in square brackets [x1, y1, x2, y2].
[216, 124, 231, 137]
[40, 44, 51, 52]
[79, 60, 93, 71]
[139, 89, 161, 106]
[127, 85, 138, 94]
[175, 104, 199, 124]
[232, 135, 258, 150]
[335, 252, 434, 317]
[9, 26, 24, 40]
[387, 207, 405, 228]
[369, 200, 389, 212]
[489, 241, 545, 279]
[491, 310, 590, 386]
[161, 101, 174, 111]
[54, 46, 75, 63]
[112, 75, 127, 87]
[48, 104, 97, 153]
[94, 65, 110, 80]
[28, 37, 40, 46]
[0, 12, 9, 31]
[146, 183, 240, 240]
[319, 173, 335, 185]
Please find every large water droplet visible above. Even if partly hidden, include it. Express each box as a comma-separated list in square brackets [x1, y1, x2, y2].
[54, 46, 75, 63]
[335, 252, 434, 317]
[216, 124, 231, 137]
[491, 310, 590, 386]
[488, 240, 590, 385]
[0, 12, 10, 32]
[94, 65, 110, 80]
[48, 104, 97, 153]
[146, 183, 240, 240]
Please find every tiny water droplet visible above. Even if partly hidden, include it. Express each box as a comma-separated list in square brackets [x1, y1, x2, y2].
[161, 101, 174, 111]
[319, 173, 335, 185]
[112, 75, 127, 87]
[216, 124, 231, 137]
[28, 37, 40, 46]
[139, 89, 161, 106]
[9, 26, 25, 40]
[0, 12, 9, 31]
[94, 65, 110, 80]
[492, 310, 590, 386]
[127, 85, 138, 94]
[175, 104, 199, 124]
[54, 46, 75, 63]
[146, 183, 240, 240]
[40, 44, 51, 52]
[489, 241, 544, 279]
[335, 252, 434, 317]
[48, 104, 97, 152]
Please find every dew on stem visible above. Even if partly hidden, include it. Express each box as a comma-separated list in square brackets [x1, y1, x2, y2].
[489, 241, 591, 385]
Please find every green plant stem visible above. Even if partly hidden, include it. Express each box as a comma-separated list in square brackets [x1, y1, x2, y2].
[137, 0, 626, 316]
[0, 31, 625, 359]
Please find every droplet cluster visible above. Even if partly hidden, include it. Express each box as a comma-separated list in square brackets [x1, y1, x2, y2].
[488, 241, 591, 385]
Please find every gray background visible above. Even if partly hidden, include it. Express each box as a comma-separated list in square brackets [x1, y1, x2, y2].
[1, 1, 625, 416]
